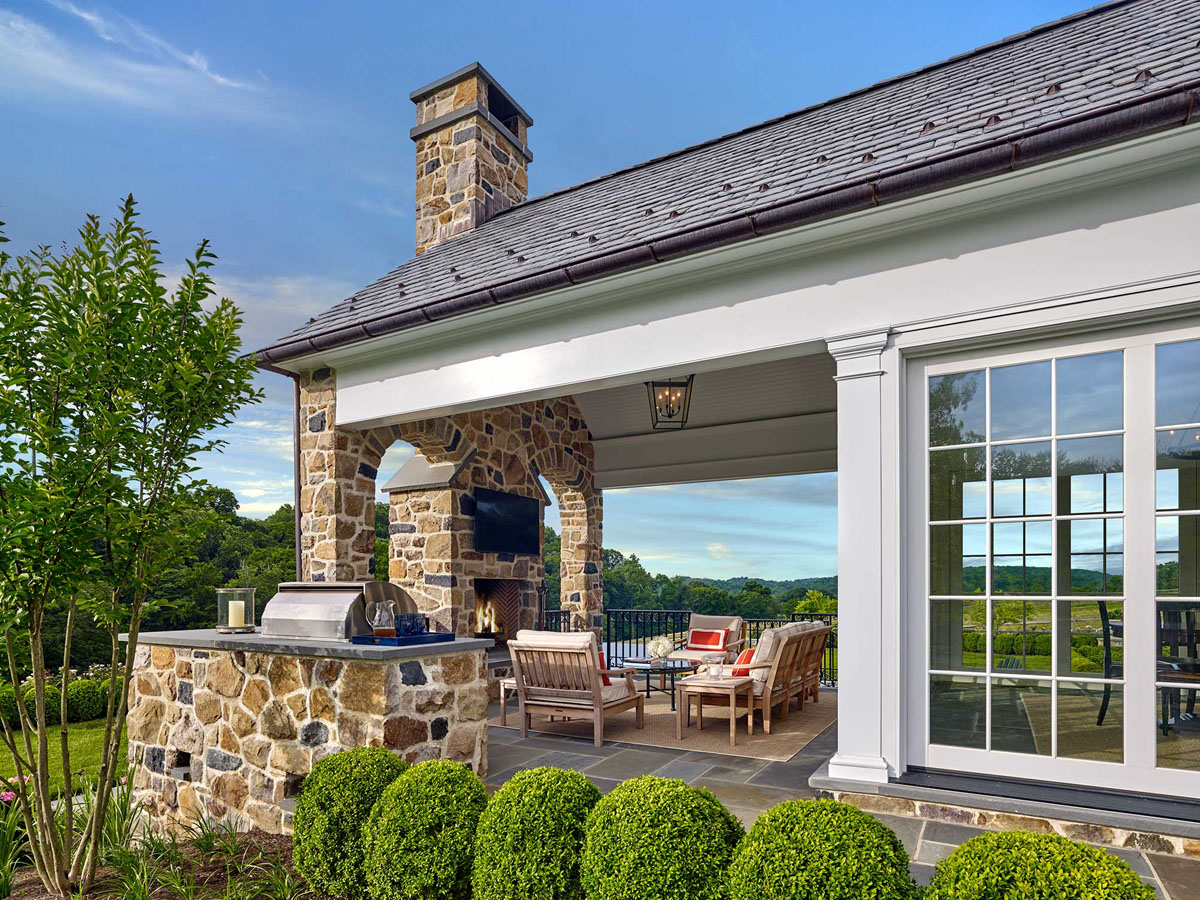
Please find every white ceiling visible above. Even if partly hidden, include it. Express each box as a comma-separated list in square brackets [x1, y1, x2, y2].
[574, 352, 838, 489]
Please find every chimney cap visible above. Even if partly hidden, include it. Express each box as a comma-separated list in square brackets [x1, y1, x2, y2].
[409, 61, 533, 127]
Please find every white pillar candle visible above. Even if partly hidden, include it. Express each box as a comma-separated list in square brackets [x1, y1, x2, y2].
[228, 600, 245, 629]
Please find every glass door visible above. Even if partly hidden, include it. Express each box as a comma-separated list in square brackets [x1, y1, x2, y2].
[910, 324, 1200, 797]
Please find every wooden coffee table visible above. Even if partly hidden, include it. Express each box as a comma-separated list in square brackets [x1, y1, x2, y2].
[675, 675, 754, 747]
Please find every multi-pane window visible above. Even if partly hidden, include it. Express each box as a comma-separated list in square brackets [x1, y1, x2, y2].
[1154, 339, 1200, 772]
[928, 351, 1125, 763]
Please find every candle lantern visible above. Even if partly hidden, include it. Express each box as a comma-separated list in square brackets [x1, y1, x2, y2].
[645, 375, 694, 430]
[216, 587, 256, 633]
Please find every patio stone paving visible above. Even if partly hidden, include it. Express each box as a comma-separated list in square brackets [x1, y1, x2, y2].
[484, 702, 1200, 900]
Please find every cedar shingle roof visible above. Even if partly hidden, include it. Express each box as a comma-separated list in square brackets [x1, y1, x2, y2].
[259, 0, 1200, 364]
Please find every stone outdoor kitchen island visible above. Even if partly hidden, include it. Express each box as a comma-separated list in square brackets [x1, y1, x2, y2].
[125, 630, 491, 834]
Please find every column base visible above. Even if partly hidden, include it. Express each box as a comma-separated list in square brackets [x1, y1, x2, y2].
[827, 753, 891, 785]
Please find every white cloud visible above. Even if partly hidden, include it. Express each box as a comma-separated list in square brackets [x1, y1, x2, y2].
[0, 5, 283, 121]
[706, 541, 733, 560]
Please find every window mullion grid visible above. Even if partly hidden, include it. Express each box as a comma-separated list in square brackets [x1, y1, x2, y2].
[1050, 358, 1059, 759]
[985, 366, 993, 751]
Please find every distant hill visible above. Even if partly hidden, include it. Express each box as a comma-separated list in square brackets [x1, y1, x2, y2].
[691, 576, 838, 598]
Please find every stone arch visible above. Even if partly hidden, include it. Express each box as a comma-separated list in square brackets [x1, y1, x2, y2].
[531, 440, 603, 634]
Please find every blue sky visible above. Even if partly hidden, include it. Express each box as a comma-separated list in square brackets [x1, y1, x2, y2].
[0, 0, 1086, 580]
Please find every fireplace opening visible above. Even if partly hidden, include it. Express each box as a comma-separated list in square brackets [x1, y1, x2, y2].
[473, 578, 530, 644]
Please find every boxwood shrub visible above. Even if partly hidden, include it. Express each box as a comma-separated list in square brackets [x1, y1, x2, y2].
[924, 831, 1156, 900]
[0, 685, 19, 728]
[581, 775, 744, 900]
[472, 767, 601, 900]
[66, 679, 104, 723]
[292, 746, 408, 898]
[23, 685, 62, 724]
[362, 759, 489, 900]
[728, 799, 917, 900]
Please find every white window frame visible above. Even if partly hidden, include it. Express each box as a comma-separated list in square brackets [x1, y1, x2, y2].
[904, 317, 1200, 798]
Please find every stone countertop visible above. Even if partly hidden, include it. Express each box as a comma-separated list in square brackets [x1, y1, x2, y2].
[120, 629, 493, 661]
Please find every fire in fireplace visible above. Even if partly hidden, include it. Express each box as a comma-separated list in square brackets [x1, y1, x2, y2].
[473, 579, 522, 643]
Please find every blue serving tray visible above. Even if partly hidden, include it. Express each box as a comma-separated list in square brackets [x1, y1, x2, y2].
[351, 632, 455, 647]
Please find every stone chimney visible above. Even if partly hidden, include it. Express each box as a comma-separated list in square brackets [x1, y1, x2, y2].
[410, 63, 533, 255]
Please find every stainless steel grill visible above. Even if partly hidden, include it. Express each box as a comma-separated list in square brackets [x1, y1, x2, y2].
[260, 581, 417, 641]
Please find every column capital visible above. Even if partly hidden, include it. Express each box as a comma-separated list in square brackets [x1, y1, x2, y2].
[827, 329, 890, 381]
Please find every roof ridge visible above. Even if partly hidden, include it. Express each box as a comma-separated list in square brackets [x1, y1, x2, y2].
[491, 0, 1138, 217]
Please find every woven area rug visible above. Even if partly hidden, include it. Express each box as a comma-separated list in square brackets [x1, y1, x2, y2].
[491, 688, 837, 762]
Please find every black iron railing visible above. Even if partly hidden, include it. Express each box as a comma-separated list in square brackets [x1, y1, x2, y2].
[601, 609, 837, 686]
[541, 608, 571, 632]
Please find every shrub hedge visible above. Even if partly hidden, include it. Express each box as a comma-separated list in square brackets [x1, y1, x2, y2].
[66, 679, 104, 723]
[728, 799, 917, 900]
[581, 776, 744, 900]
[292, 746, 408, 898]
[472, 767, 601, 900]
[363, 759, 489, 900]
[23, 685, 62, 724]
[924, 831, 1155, 900]
[0, 685, 19, 728]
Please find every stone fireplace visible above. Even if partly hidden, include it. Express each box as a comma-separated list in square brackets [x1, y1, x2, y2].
[471, 578, 535, 643]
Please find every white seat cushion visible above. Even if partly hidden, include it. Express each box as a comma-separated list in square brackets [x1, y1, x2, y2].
[749, 627, 785, 683]
[601, 682, 633, 703]
[512, 629, 597, 652]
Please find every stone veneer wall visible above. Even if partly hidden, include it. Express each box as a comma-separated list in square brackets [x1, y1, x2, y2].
[299, 368, 603, 636]
[413, 69, 529, 255]
[128, 643, 489, 834]
[825, 789, 1200, 859]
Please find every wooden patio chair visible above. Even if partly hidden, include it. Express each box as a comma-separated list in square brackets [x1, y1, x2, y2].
[509, 630, 645, 748]
[689, 625, 804, 734]
[666, 613, 746, 664]
[788, 624, 831, 711]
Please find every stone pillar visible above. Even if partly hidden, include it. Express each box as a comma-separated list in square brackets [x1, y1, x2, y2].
[826, 331, 892, 785]
[298, 368, 379, 581]
[557, 490, 604, 633]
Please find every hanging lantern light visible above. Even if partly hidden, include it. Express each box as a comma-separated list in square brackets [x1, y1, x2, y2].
[645, 375, 694, 430]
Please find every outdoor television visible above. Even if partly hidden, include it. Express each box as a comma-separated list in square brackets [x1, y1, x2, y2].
[473, 488, 541, 555]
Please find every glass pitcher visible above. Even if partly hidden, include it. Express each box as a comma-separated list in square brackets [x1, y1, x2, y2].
[367, 597, 397, 639]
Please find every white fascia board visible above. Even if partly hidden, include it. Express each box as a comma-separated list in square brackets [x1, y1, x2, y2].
[311, 125, 1200, 429]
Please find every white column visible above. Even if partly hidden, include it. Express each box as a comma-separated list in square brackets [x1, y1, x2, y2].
[826, 330, 892, 784]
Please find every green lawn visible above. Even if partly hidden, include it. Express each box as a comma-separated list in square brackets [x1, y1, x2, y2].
[0, 720, 128, 796]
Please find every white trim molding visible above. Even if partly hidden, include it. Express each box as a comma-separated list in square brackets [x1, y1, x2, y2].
[826, 329, 893, 785]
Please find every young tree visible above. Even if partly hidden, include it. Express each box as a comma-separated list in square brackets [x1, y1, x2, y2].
[0, 198, 260, 895]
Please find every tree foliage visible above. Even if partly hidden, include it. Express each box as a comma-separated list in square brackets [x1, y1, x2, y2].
[0, 198, 260, 895]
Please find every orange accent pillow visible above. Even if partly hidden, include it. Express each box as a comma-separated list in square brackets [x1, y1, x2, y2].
[686, 628, 729, 652]
[597, 650, 612, 686]
[731, 647, 757, 677]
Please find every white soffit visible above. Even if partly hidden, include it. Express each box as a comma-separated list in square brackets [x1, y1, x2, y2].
[576, 353, 838, 488]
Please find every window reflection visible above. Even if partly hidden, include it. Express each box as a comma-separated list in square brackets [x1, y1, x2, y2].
[930, 599, 987, 671]
[1156, 339, 1200, 428]
[1156, 428, 1200, 511]
[1057, 351, 1123, 435]
[991, 600, 1052, 674]
[1156, 516, 1200, 597]
[1057, 435, 1123, 514]
[1057, 600, 1123, 678]
[930, 524, 986, 595]
[930, 447, 987, 521]
[1158, 686, 1200, 771]
[992, 442, 1052, 517]
[992, 522, 1052, 595]
[991, 678, 1052, 755]
[1058, 681, 1122, 763]
[1057, 518, 1123, 595]
[930, 371, 986, 447]
[930, 675, 986, 749]
[991, 362, 1051, 441]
